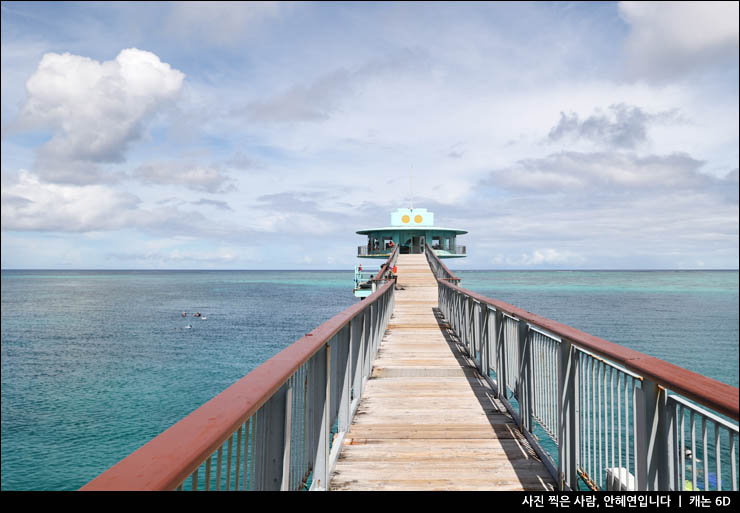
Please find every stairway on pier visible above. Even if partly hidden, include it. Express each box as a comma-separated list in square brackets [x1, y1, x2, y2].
[330, 254, 555, 491]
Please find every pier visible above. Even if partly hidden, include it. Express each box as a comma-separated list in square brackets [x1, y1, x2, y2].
[81, 244, 739, 492]
[332, 254, 554, 490]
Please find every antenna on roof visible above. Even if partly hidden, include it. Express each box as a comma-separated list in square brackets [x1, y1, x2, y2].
[410, 166, 414, 210]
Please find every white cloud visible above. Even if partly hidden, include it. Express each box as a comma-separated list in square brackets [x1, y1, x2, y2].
[484, 151, 714, 192]
[1, 170, 140, 232]
[15, 48, 184, 183]
[131, 160, 235, 193]
[519, 249, 587, 266]
[619, 1, 739, 80]
[165, 1, 286, 46]
[0, 170, 224, 236]
[486, 249, 586, 267]
[547, 103, 683, 150]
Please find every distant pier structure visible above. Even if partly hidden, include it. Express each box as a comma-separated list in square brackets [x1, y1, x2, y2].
[356, 208, 467, 258]
[354, 207, 466, 298]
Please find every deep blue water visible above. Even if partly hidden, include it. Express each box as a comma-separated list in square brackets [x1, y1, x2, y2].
[1, 269, 737, 490]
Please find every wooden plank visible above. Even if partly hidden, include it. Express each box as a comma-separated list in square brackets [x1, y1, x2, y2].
[330, 254, 555, 491]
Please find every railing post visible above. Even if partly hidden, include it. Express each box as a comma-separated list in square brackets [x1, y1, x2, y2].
[495, 310, 506, 399]
[636, 378, 669, 490]
[457, 292, 463, 336]
[465, 297, 472, 352]
[254, 382, 289, 490]
[480, 306, 490, 378]
[558, 339, 579, 490]
[339, 323, 352, 433]
[313, 344, 331, 490]
[471, 300, 479, 365]
[352, 314, 364, 404]
[280, 382, 293, 490]
[518, 320, 532, 432]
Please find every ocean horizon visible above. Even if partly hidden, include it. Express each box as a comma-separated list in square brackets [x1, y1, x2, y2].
[2, 269, 737, 490]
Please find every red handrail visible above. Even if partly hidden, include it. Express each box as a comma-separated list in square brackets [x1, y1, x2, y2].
[80, 280, 395, 491]
[436, 277, 739, 421]
[371, 245, 399, 283]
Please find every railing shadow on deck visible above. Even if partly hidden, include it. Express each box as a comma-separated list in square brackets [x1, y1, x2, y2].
[430, 307, 556, 490]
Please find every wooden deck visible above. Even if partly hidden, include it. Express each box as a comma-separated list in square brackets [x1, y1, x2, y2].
[330, 254, 555, 491]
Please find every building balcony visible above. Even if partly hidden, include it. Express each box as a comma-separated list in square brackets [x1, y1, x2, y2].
[358, 245, 466, 257]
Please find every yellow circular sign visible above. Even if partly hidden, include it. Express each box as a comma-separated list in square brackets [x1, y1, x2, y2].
[402, 215, 410, 223]
[414, 215, 423, 223]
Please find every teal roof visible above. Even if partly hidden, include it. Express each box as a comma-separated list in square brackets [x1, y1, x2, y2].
[357, 207, 467, 235]
[356, 226, 467, 235]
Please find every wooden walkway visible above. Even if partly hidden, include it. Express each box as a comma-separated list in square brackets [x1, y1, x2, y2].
[330, 254, 555, 491]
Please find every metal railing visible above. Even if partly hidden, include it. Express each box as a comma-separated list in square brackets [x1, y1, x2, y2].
[428, 245, 467, 256]
[81, 259, 398, 491]
[425, 244, 739, 492]
[357, 246, 394, 257]
[425, 242, 461, 285]
[368, 246, 399, 292]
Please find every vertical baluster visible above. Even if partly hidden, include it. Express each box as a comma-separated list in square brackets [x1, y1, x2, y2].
[541, 336, 546, 427]
[542, 339, 558, 436]
[558, 338, 578, 490]
[544, 339, 548, 435]
[691, 412, 697, 491]
[607, 367, 612, 489]
[730, 432, 737, 491]
[624, 377, 630, 488]
[595, 359, 600, 487]
[235, 425, 242, 490]
[598, 361, 603, 489]
[495, 310, 505, 399]
[281, 380, 293, 490]
[617, 372, 622, 490]
[542, 337, 547, 435]
[253, 410, 260, 490]
[671, 401, 678, 490]
[632, 381, 640, 489]
[216, 445, 223, 491]
[243, 417, 250, 490]
[544, 336, 549, 430]
[191, 468, 198, 491]
[532, 334, 538, 421]
[580, 356, 585, 476]
[680, 406, 685, 490]
[291, 374, 299, 491]
[609, 368, 614, 490]
[205, 453, 212, 491]
[226, 433, 233, 490]
[588, 357, 593, 482]
[584, 359, 589, 484]
[702, 417, 708, 490]
[715, 424, 721, 490]
[555, 342, 559, 438]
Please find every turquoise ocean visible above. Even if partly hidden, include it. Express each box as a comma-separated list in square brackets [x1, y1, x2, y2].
[1, 269, 738, 490]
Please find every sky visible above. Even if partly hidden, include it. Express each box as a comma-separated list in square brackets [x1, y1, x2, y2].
[1, 1, 738, 270]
